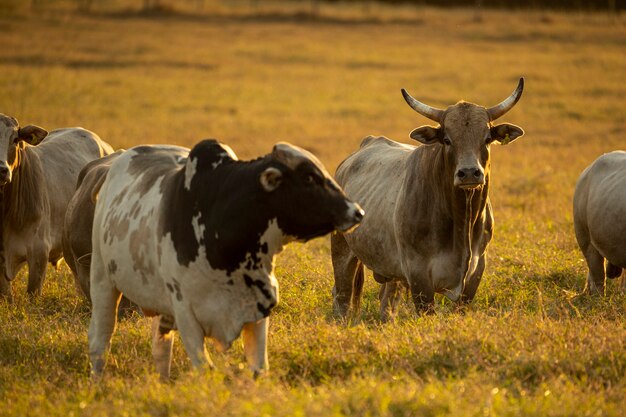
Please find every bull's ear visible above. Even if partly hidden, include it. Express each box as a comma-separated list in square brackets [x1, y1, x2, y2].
[409, 125, 441, 145]
[17, 125, 48, 146]
[490, 123, 524, 145]
[260, 167, 283, 192]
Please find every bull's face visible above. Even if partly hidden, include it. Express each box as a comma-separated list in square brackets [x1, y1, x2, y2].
[0, 114, 48, 186]
[401, 79, 525, 190]
[260, 143, 363, 241]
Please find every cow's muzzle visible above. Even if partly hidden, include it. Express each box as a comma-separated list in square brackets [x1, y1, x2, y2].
[455, 167, 485, 189]
[336, 201, 364, 233]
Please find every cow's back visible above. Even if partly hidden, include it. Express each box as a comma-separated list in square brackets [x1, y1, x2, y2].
[574, 151, 626, 267]
[336, 136, 414, 278]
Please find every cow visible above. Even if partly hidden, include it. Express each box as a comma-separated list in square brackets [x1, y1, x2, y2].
[62, 150, 137, 315]
[0, 114, 113, 301]
[331, 78, 525, 321]
[573, 151, 626, 295]
[88, 139, 363, 379]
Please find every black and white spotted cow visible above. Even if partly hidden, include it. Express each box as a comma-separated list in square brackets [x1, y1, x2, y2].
[89, 139, 363, 379]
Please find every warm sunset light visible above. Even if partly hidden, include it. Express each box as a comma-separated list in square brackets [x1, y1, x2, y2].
[0, 1, 624, 416]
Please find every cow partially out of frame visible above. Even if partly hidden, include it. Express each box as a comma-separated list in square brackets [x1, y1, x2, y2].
[574, 151, 626, 295]
[332, 79, 525, 321]
[88, 139, 363, 378]
[0, 113, 113, 301]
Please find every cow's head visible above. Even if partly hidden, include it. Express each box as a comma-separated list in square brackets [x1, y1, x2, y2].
[0, 114, 48, 186]
[401, 78, 525, 189]
[260, 142, 363, 241]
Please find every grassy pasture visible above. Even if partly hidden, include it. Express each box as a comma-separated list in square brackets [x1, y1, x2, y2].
[1, 3, 625, 416]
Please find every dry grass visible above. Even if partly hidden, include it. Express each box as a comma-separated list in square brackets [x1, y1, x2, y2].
[0, 3, 625, 416]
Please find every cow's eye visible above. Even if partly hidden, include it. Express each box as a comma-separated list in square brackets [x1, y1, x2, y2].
[443, 137, 452, 146]
[305, 174, 315, 184]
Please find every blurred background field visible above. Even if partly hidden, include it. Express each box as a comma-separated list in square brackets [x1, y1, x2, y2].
[0, 1, 625, 416]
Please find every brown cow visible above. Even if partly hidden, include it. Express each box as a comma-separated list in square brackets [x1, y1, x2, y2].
[0, 114, 113, 301]
[332, 79, 525, 320]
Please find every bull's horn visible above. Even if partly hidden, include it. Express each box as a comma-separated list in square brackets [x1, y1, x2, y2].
[401, 88, 444, 123]
[486, 77, 524, 121]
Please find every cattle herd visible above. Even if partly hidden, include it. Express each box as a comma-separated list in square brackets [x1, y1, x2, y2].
[0, 78, 624, 379]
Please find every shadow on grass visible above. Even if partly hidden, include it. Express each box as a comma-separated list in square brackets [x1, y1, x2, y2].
[94, 7, 425, 27]
[0, 55, 218, 71]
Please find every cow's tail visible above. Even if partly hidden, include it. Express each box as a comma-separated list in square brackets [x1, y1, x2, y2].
[351, 263, 365, 315]
[606, 262, 623, 279]
[90, 173, 108, 203]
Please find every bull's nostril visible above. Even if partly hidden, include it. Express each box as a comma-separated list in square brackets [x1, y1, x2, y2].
[354, 209, 364, 221]
[457, 170, 466, 178]
[473, 169, 482, 178]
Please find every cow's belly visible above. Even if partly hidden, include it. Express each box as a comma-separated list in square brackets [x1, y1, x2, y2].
[98, 243, 172, 315]
[344, 224, 404, 279]
[341, 191, 405, 279]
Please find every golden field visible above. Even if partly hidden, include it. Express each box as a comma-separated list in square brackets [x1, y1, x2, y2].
[0, 2, 625, 416]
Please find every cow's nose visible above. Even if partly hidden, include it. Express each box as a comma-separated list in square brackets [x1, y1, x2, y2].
[337, 202, 364, 233]
[353, 207, 364, 223]
[456, 167, 482, 179]
[455, 167, 485, 188]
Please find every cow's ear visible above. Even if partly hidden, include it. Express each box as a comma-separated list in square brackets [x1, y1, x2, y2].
[260, 167, 283, 192]
[490, 123, 524, 145]
[409, 125, 441, 145]
[17, 125, 48, 146]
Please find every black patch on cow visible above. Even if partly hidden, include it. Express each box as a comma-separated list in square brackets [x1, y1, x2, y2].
[227, 279, 234, 285]
[107, 260, 117, 275]
[166, 283, 174, 292]
[158, 139, 352, 275]
[243, 273, 272, 299]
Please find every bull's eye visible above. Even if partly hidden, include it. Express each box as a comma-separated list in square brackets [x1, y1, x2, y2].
[305, 174, 315, 184]
[443, 137, 452, 146]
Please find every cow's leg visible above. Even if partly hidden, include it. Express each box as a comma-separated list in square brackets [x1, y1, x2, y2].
[242, 317, 269, 377]
[460, 255, 486, 304]
[88, 270, 122, 378]
[582, 244, 606, 296]
[331, 232, 362, 318]
[151, 315, 174, 380]
[378, 279, 402, 323]
[174, 307, 213, 370]
[26, 247, 48, 296]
